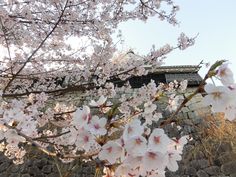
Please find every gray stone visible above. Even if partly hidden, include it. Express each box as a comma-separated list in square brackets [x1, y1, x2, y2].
[183, 119, 193, 125]
[35, 173, 45, 177]
[204, 166, 221, 175]
[21, 174, 31, 177]
[28, 166, 40, 176]
[194, 117, 203, 125]
[183, 125, 194, 133]
[9, 174, 20, 177]
[189, 102, 204, 111]
[0, 154, 9, 163]
[34, 158, 48, 169]
[0, 172, 9, 177]
[187, 111, 197, 119]
[181, 107, 190, 113]
[230, 173, 236, 177]
[47, 174, 58, 177]
[176, 164, 185, 174]
[165, 171, 176, 177]
[217, 143, 233, 153]
[190, 160, 201, 170]
[185, 166, 197, 176]
[198, 159, 209, 169]
[42, 165, 52, 174]
[194, 151, 205, 159]
[10, 165, 20, 173]
[217, 153, 236, 165]
[197, 170, 209, 177]
[221, 161, 236, 175]
[0, 162, 10, 173]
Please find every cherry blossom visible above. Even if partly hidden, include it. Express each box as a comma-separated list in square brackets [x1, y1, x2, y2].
[89, 95, 107, 107]
[170, 135, 189, 153]
[0, 0, 234, 175]
[123, 119, 144, 142]
[224, 105, 236, 121]
[202, 83, 231, 112]
[98, 141, 123, 164]
[86, 115, 107, 136]
[115, 164, 133, 177]
[217, 63, 234, 86]
[166, 94, 182, 112]
[72, 106, 91, 128]
[142, 151, 167, 172]
[144, 101, 157, 114]
[124, 135, 147, 156]
[4, 129, 26, 146]
[148, 128, 171, 153]
[166, 150, 182, 172]
[75, 129, 97, 152]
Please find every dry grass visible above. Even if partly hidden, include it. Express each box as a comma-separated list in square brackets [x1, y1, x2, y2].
[181, 112, 236, 165]
[203, 113, 236, 149]
[191, 113, 236, 164]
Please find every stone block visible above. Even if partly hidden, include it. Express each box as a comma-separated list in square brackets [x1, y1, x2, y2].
[197, 170, 209, 177]
[221, 161, 236, 175]
[42, 165, 53, 174]
[217, 152, 236, 165]
[185, 166, 197, 176]
[198, 159, 209, 169]
[204, 166, 221, 175]
[22, 174, 31, 177]
[0, 162, 11, 173]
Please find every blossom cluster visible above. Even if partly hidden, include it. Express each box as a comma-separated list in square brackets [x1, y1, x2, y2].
[0, 1, 234, 177]
[202, 63, 236, 121]
[0, 78, 189, 175]
[99, 119, 189, 177]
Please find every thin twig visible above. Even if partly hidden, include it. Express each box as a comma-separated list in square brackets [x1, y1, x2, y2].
[3, 0, 69, 93]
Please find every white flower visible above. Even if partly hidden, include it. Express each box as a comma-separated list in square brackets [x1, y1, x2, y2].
[90, 95, 107, 107]
[123, 119, 144, 142]
[169, 135, 189, 153]
[144, 102, 157, 114]
[221, 86, 236, 121]
[224, 105, 236, 121]
[98, 141, 123, 164]
[72, 106, 91, 128]
[115, 164, 133, 177]
[75, 129, 96, 152]
[167, 94, 181, 112]
[217, 63, 234, 86]
[148, 128, 171, 153]
[123, 155, 143, 170]
[202, 84, 231, 112]
[124, 135, 147, 156]
[86, 116, 107, 136]
[166, 150, 182, 172]
[144, 112, 163, 125]
[17, 118, 37, 137]
[4, 129, 26, 145]
[142, 151, 167, 172]
[178, 33, 194, 50]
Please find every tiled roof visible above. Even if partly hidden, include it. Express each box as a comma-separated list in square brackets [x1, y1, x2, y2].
[150, 65, 201, 74]
[112, 65, 203, 88]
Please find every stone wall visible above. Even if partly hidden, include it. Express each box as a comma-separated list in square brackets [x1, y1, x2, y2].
[164, 89, 236, 177]
[0, 87, 236, 177]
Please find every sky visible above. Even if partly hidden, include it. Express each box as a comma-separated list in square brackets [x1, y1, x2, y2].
[116, 0, 236, 77]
